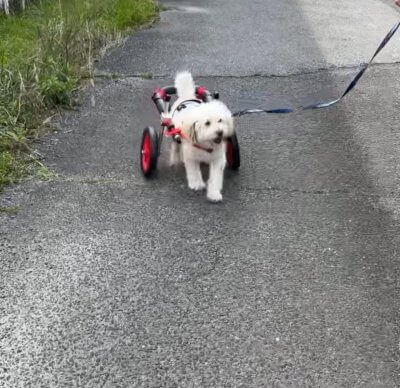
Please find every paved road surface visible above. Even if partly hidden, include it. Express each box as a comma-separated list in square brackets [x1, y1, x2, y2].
[1, 0, 400, 386]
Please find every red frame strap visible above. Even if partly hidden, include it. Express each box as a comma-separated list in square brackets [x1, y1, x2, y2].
[153, 87, 167, 100]
[161, 117, 172, 127]
[196, 86, 207, 100]
[164, 127, 183, 137]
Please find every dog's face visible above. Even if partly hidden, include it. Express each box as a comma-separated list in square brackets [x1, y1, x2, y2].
[187, 101, 234, 144]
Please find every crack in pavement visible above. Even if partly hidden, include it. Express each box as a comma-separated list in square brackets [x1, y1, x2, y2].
[9, 174, 400, 201]
[92, 61, 400, 82]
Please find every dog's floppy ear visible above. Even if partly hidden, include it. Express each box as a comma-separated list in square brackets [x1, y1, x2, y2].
[229, 117, 235, 131]
[227, 117, 235, 136]
[186, 121, 199, 143]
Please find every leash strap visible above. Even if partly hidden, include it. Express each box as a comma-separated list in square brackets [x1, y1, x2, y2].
[233, 21, 400, 117]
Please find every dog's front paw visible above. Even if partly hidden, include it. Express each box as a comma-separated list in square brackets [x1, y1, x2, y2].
[169, 155, 180, 167]
[189, 181, 206, 191]
[207, 190, 223, 203]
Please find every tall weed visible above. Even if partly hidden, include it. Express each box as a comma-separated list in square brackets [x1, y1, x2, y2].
[0, 0, 158, 189]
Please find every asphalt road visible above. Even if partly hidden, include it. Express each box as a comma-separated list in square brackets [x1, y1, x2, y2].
[2, 0, 400, 386]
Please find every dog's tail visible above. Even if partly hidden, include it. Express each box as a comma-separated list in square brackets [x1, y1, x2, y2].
[175, 71, 196, 99]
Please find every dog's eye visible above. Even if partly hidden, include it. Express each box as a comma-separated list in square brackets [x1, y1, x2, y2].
[218, 119, 223, 123]
[205, 121, 211, 126]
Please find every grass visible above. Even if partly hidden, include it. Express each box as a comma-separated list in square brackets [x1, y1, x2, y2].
[0, 0, 158, 190]
[140, 71, 153, 79]
[0, 205, 20, 214]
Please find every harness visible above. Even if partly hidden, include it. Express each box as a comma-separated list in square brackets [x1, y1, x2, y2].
[175, 99, 202, 112]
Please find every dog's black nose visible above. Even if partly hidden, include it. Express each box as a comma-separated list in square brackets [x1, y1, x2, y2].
[216, 130, 223, 137]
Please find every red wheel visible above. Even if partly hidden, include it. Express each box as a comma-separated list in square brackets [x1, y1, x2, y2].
[226, 134, 240, 170]
[140, 127, 159, 177]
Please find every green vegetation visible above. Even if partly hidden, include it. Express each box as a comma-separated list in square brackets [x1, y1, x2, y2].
[0, 205, 20, 214]
[0, 0, 158, 190]
[140, 71, 153, 79]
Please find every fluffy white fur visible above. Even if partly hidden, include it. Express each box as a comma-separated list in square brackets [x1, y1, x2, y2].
[169, 72, 235, 202]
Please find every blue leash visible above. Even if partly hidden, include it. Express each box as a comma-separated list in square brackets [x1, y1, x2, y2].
[233, 22, 400, 117]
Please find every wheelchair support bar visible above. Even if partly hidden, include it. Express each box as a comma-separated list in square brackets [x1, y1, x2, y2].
[152, 85, 217, 115]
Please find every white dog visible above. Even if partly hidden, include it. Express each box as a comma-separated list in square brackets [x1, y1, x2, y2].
[169, 72, 235, 202]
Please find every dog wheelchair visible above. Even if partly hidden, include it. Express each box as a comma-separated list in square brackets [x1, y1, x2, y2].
[140, 85, 240, 177]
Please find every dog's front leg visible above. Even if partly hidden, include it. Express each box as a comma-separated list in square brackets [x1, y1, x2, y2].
[207, 158, 225, 202]
[184, 159, 206, 191]
[169, 141, 181, 166]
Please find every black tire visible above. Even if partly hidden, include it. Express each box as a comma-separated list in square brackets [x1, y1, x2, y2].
[140, 126, 159, 177]
[226, 134, 240, 170]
